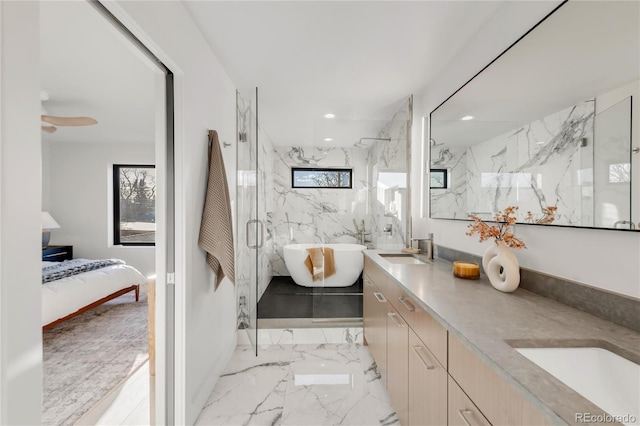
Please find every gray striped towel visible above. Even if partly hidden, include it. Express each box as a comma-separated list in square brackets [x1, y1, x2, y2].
[198, 130, 235, 288]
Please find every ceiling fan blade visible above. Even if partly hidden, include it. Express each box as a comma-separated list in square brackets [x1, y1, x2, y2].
[41, 115, 97, 126]
[41, 125, 57, 134]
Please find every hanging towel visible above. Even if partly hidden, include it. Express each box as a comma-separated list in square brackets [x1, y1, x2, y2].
[304, 247, 336, 281]
[199, 130, 235, 289]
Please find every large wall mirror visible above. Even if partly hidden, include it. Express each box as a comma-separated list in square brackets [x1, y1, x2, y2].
[428, 1, 640, 231]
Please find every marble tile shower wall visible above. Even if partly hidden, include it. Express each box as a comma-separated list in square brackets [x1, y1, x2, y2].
[236, 94, 252, 328]
[368, 100, 410, 249]
[258, 126, 275, 299]
[431, 100, 595, 225]
[270, 146, 371, 276]
[269, 98, 411, 276]
[236, 93, 275, 328]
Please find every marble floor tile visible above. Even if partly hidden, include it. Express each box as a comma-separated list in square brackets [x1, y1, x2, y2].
[196, 343, 397, 426]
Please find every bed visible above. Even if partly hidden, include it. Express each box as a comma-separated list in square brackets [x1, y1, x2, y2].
[42, 259, 148, 329]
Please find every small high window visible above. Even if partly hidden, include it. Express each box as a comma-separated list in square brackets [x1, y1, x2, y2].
[291, 168, 353, 189]
[113, 165, 156, 246]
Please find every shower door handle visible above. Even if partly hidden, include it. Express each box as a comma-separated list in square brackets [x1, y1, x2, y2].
[246, 219, 265, 249]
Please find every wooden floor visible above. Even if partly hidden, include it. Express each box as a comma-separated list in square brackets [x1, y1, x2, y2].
[75, 361, 153, 425]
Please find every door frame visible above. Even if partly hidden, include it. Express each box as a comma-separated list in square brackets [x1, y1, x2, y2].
[89, 1, 181, 423]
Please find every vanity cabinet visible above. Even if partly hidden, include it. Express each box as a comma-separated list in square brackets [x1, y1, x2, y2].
[449, 333, 552, 426]
[448, 376, 491, 426]
[363, 256, 552, 426]
[408, 328, 447, 426]
[363, 269, 388, 385]
[386, 304, 409, 425]
[364, 259, 447, 426]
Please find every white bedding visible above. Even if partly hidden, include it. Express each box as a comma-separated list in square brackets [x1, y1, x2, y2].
[42, 262, 147, 326]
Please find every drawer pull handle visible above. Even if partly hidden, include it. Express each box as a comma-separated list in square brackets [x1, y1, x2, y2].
[387, 312, 404, 327]
[373, 292, 387, 303]
[398, 296, 415, 312]
[364, 278, 373, 287]
[412, 345, 435, 370]
[458, 409, 476, 426]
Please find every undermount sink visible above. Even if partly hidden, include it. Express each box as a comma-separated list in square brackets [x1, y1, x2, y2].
[515, 346, 640, 425]
[379, 254, 425, 265]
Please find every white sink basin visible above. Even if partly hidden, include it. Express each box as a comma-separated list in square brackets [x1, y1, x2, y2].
[516, 347, 640, 425]
[379, 254, 424, 265]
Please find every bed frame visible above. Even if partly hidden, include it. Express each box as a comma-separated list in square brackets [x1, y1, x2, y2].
[43, 284, 140, 330]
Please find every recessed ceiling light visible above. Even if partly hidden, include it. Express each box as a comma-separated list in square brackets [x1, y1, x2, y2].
[536, 141, 545, 145]
[324, 113, 336, 119]
[324, 137, 333, 142]
[461, 115, 474, 121]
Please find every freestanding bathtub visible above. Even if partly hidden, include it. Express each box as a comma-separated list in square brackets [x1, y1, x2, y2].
[283, 243, 367, 287]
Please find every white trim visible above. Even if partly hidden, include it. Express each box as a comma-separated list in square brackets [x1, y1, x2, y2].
[172, 73, 187, 426]
[95, 1, 185, 423]
[153, 71, 169, 426]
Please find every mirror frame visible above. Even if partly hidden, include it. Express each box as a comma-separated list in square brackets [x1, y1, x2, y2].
[426, 0, 639, 232]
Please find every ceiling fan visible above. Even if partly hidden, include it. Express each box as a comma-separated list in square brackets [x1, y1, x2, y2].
[41, 90, 98, 133]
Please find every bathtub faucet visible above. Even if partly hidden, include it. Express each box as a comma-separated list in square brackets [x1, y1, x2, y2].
[352, 219, 371, 246]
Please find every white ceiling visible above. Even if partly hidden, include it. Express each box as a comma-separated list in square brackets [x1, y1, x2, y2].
[38, 1, 517, 148]
[40, 1, 156, 145]
[184, 1, 507, 147]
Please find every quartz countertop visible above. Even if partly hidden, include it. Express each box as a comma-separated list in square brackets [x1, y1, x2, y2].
[364, 250, 640, 426]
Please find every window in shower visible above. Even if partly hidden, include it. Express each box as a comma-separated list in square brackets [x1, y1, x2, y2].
[291, 167, 352, 188]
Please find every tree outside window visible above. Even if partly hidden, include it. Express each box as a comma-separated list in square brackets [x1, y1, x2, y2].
[114, 165, 156, 245]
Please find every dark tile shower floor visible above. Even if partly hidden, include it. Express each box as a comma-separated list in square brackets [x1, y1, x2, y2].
[257, 276, 363, 319]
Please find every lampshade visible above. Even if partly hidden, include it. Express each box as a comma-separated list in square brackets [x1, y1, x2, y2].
[41, 211, 61, 230]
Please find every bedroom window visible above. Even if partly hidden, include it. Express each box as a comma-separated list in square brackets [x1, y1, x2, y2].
[113, 165, 156, 246]
[291, 167, 353, 188]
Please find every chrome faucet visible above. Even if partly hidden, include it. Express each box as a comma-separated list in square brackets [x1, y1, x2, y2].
[352, 219, 371, 245]
[613, 220, 636, 230]
[412, 233, 434, 260]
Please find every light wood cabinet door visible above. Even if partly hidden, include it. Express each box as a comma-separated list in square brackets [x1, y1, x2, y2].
[363, 273, 388, 385]
[448, 376, 491, 426]
[408, 329, 447, 426]
[449, 334, 551, 426]
[387, 305, 409, 425]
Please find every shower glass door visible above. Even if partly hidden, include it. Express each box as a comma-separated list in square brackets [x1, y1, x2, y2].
[236, 88, 262, 353]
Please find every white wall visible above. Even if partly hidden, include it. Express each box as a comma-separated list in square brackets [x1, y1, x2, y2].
[104, 1, 239, 424]
[411, 1, 640, 299]
[0, 2, 42, 424]
[43, 141, 156, 277]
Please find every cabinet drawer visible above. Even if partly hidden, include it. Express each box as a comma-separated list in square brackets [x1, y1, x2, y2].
[364, 257, 387, 289]
[386, 304, 409, 426]
[386, 280, 448, 368]
[449, 334, 552, 426]
[408, 329, 447, 426]
[363, 274, 388, 386]
[448, 376, 491, 426]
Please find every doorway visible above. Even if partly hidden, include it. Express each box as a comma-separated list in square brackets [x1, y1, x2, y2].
[39, 1, 174, 424]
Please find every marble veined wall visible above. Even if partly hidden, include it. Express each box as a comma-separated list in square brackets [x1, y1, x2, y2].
[269, 98, 411, 276]
[369, 100, 411, 249]
[236, 93, 274, 328]
[270, 146, 371, 275]
[432, 100, 595, 225]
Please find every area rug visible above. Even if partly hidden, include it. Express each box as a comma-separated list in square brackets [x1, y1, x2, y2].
[42, 283, 149, 426]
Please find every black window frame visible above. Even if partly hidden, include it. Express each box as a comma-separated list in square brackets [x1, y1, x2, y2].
[113, 164, 156, 246]
[291, 167, 353, 189]
[430, 168, 449, 189]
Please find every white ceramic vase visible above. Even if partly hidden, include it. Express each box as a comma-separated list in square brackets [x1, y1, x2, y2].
[482, 240, 520, 292]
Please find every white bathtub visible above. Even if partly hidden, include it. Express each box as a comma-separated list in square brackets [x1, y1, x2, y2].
[283, 243, 367, 287]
